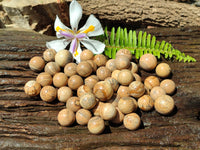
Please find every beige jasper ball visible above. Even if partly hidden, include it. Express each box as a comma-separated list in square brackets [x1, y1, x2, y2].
[84, 75, 99, 89]
[111, 70, 120, 81]
[93, 81, 113, 101]
[116, 49, 132, 60]
[138, 95, 154, 111]
[68, 75, 83, 90]
[118, 97, 137, 114]
[45, 62, 61, 76]
[53, 72, 68, 88]
[40, 86, 57, 102]
[80, 49, 94, 61]
[117, 86, 130, 98]
[100, 103, 117, 120]
[76, 109, 92, 125]
[144, 76, 160, 90]
[55, 50, 73, 67]
[24, 80, 41, 96]
[64, 63, 77, 77]
[105, 77, 119, 92]
[29, 56, 45, 72]
[86, 60, 97, 72]
[36, 72, 53, 87]
[77, 85, 92, 98]
[129, 81, 145, 98]
[117, 70, 134, 86]
[96, 66, 111, 81]
[57, 86, 72, 102]
[66, 96, 81, 112]
[111, 107, 124, 124]
[43, 48, 56, 62]
[88, 116, 105, 134]
[154, 95, 175, 115]
[123, 113, 141, 130]
[139, 54, 157, 71]
[93, 54, 107, 67]
[129, 62, 138, 74]
[132, 73, 142, 82]
[160, 79, 176, 95]
[115, 55, 130, 70]
[77, 61, 93, 77]
[80, 93, 97, 110]
[150, 86, 166, 101]
[108, 94, 120, 107]
[106, 59, 117, 72]
[57, 108, 75, 126]
[156, 63, 171, 78]
[92, 101, 104, 116]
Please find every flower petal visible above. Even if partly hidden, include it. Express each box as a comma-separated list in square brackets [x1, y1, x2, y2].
[46, 39, 70, 52]
[79, 14, 104, 37]
[56, 32, 64, 38]
[54, 15, 71, 32]
[69, 0, 82, 31]
[81, 39, 105, 54]
[73, 42, 82, 63]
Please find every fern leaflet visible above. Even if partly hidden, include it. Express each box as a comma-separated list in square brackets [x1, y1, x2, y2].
[103, 27, 196, 62]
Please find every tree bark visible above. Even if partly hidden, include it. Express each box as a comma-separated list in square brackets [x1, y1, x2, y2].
[76, 0, 200, 29]
[0, 27, 200, 149]
[0, 0, 200, 35]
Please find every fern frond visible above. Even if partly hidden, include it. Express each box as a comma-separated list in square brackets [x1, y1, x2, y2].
[103, 27, 196, 62]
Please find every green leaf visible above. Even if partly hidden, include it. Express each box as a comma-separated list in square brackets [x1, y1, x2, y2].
[138, 31, 142, 48]
[124, 28, 128, 47]
[115, 27, 120, 47]
[110, 27, 115, 46]
[133, 31, 137, 49]
[120, 28, 124, 47]
[142, 32, 147, 48]
[103, 27, 196, 62]
[128, 30, 133, 48]
[160, 41, 165, 51]
[151, 36, 156, 49]
[147, 34, 151, 48]
[155, 41, 160, 58]
[104, 27, 109, 56]
[135, 49, 140, 59]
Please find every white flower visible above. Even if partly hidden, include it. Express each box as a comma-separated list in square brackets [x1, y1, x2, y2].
[46, 0, 105, 63]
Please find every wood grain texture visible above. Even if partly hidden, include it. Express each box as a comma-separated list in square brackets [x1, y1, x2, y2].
[0, 27, 200, 149]
[1, 0, 200, 35]
[75, 0, 200, 28]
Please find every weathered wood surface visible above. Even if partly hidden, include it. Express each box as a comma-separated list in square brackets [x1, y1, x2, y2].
[1, 0, 200, 35]
[0, 27, 200, 150]
[78, 0, 200, 28]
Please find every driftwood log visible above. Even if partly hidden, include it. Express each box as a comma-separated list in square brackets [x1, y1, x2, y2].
[0, 27, 200, 149]
[78, 0, 200, 28]
[1, 0, 200, 35]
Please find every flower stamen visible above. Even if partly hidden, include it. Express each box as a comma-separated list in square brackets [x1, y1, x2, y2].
[74, 50, 79, 57]
[60, 31, 75, 39]
[56, 26, 66, 32]
[76, 33, 87, 39]
[70, 38, 78, 53]
[56, 26, 74, 34]
[82, 25, 95, 34]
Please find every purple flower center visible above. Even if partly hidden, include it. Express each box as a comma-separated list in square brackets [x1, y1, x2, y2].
[60, 30, 87, 54]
